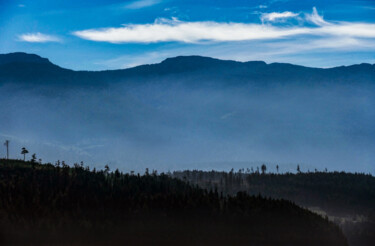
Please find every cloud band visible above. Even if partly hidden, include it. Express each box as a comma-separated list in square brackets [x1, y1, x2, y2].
[73, 8, 375, 44]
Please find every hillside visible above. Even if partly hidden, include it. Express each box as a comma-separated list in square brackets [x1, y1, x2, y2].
[172, 170, 375, 246]
[0, 159, 348, 246]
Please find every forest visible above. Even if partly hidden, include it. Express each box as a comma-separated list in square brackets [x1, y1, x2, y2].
[0, 159, 348, 246]
[172, 168, 375, 246]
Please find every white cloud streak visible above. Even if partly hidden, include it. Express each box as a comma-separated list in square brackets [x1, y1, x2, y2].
[18, 32, 61, 43]
[73, 8, 375, 45]
[73, 21, 375, 44]
[124, 0, 161, 9]
[74, 21, 311, 43]
[261, 11, 299, 22]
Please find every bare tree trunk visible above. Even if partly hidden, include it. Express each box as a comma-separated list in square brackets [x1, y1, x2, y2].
[4, 140, 9, 159]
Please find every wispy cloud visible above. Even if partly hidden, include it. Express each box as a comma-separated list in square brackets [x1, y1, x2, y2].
[261, 11, 299, 22]
[124, 0, 161, 9]
[305, 7, 330, 26]
[18, 32, 61, 43]
[73, 8, 375, 44]
[73, 20, 310, 43]
[221, 112, 236, 120]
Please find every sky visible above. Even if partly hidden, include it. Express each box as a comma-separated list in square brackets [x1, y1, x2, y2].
[0, 0, 375, 70]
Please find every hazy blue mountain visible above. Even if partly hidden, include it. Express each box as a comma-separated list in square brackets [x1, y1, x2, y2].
[1, 52, 374, 86]
[0, 52, 374, 173]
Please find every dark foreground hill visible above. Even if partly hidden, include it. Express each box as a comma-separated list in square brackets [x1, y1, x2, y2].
[0, 159, 347, 246]
[172, 170, 375, 246]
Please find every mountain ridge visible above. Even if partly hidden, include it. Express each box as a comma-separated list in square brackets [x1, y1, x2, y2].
[1, 52, 374, 71]
[0, 52, 374, 86]
[0, 52, 52, 65]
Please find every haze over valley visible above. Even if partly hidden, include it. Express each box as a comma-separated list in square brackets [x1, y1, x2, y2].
[1, 53, 374, 174]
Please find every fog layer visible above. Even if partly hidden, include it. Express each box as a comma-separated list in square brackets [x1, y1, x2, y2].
[1, 80, 374, 173]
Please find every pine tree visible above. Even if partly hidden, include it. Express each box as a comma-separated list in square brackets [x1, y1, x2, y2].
[21, 147, 29, 161]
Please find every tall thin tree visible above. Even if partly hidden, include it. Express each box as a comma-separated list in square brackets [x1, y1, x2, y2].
[4, 140, 9, 159]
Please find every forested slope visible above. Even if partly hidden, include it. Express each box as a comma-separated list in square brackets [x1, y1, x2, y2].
[0, 159, 347, 246]
[173, 170, 375, 246]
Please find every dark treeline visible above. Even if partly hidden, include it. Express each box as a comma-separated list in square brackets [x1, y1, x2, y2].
[0, 159, 347, 246]
[172, 169, 375, 246]
[172, 169, 375, 215]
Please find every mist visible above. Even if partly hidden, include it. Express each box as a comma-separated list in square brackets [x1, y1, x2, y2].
[1, 78, 374, 174]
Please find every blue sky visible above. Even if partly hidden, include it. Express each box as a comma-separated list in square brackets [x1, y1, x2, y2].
[1, 0, 375, 70]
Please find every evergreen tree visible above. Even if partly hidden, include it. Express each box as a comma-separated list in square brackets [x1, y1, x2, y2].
[261, 164, 267, 174]
[31, 153, 37, 163]
[21, 147, 29, 161]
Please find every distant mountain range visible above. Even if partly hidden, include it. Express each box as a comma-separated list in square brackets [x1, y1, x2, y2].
[1, 52, 374, 86]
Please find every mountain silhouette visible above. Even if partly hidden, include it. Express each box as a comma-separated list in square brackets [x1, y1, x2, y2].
[0, 52, 374, 86]
[0, 52, 51, 65]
